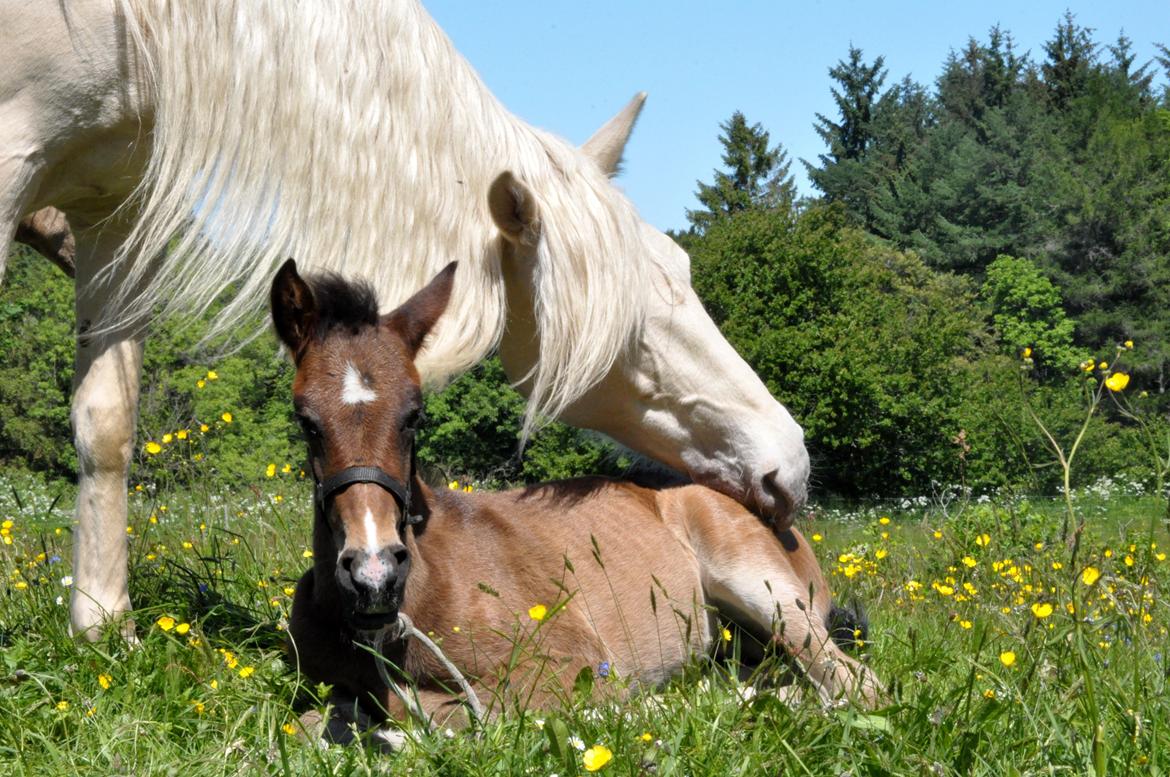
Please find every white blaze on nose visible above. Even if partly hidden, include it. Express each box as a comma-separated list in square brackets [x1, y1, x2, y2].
[342, 362, 376, 405]
[362, 508, 379, 554]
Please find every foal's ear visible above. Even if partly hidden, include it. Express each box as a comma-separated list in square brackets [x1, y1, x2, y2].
[270, 258, 317, 358]
[385, 262, 457, 356]
[488, 171, 539, 246]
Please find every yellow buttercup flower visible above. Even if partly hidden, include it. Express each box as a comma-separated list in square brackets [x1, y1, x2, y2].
[98, 674, 112, 690]
[156, 615, 176, 631]
[207, 370, 219, 381]
[1021, 346, 1032, 358]
[1081, 567, 1100, 586]
[266, 463, 276, 478]
[176, 429, 188, 440]
[811, 533, 823, 542]
[582, 745, 613, 772]
[721, 627, 732, 643]
[528, 604, 548, 621]
[999, 651, 1016, 667]
[282, 723, 297, 736]
[145, 441, 162, 455]
[200, 423, 210, 433]
[1105, 372, 1130, 392]
[1031, 603, 1054, 619]
[196, 379, 205, 389]
[175, 622, 191, 635]
[221, 412, 233, 424]
[1124, 340, 1134, 349]
[239, 666, 255, 678]
[161, 433, 173, 444]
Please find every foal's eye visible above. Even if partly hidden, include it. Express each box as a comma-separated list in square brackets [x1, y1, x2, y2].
[297, 415, 322, 439]
[401, 408, 422, 433]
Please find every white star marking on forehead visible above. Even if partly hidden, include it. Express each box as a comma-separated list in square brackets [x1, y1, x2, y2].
[341, 362, 377, 405]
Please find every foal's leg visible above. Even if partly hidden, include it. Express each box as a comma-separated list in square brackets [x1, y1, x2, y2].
[688, 498, 881, 707]
[69, 224, 145, 641]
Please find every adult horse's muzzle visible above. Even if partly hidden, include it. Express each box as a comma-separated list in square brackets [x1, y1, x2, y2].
[335, 544, 411, 630]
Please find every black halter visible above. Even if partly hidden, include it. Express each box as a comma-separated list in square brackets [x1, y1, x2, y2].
[312, 440, 424, 529]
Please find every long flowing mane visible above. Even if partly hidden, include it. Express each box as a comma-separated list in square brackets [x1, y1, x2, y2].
[112, 0, 653, 425]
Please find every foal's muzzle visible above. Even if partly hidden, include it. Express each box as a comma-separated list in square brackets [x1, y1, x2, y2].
[336, 544, 410, 629]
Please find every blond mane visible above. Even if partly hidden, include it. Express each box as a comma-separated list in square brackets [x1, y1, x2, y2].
[111, 0, 652, 426]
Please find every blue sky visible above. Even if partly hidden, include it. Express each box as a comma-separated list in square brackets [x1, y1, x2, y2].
[426, 1, 1169, 232]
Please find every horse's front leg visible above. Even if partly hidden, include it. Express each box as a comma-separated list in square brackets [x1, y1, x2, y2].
[69, 224, 144, 641]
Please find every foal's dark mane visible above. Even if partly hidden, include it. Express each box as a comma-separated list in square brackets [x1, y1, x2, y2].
[305, 272, 381, 339]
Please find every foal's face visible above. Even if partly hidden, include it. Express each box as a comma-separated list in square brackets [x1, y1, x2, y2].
[271, 260, 455, 630]
[295, 331, 421, 628]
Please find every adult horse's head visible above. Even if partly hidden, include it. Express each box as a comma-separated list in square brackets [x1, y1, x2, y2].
[486, 103, 809, 526]
[270, 259, 456, 630]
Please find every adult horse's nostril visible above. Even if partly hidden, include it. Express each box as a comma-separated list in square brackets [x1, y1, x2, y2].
[760, 468, 798, 530]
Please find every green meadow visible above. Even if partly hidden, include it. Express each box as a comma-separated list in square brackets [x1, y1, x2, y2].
[1, 467, 1166, 775]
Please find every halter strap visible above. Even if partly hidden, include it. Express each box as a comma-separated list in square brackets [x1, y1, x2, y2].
[314, 462, 424, 527]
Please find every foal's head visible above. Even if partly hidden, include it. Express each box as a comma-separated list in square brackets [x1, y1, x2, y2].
[271, 259, 455, 630]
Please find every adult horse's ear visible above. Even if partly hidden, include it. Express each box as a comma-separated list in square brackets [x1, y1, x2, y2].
[386, 262, 458, 357]
[582, 91, 646, 177]
[488, 171, 539, 246]
[270, 258, 317, 358]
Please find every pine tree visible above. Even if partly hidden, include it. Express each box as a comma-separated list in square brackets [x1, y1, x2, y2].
[806, 46, 888, 225]
[686, 111, 795, 234]
[1042, 13, 1095, 109]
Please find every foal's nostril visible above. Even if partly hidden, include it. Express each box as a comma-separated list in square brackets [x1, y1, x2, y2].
[392, 546, 409, 567]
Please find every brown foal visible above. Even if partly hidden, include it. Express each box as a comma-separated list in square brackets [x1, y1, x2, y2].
[273, 260, 880, 732]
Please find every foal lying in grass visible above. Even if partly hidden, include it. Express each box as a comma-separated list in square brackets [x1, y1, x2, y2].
[272, 260, 880, 733]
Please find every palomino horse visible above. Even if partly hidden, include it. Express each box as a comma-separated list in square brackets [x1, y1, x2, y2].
[273, 261, 879, 730]
[2, 1, 808, 641]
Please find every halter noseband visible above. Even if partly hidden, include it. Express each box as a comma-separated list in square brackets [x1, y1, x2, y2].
[313, 444, 424, 528]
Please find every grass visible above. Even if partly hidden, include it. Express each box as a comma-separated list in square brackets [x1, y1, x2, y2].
[1, 470, 1167, 776]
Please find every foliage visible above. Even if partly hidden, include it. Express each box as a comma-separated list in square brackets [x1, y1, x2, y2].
[691, 205, 987, 495]
[0, 246, 76, 478]
[982, 254, 1084, 375]
[804, 16, 1170, 393]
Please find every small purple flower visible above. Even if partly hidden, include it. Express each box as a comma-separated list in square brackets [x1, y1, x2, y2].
[198, 583, 209, 594]
[597, 661, 610, 678]
[48, 555, 61, 565]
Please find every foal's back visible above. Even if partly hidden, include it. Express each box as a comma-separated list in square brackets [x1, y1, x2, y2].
[403, 479, 830, 691]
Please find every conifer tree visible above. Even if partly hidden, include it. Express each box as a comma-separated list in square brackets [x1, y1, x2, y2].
[807, 46, 887, 224]
[686, 111, 795, 234]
